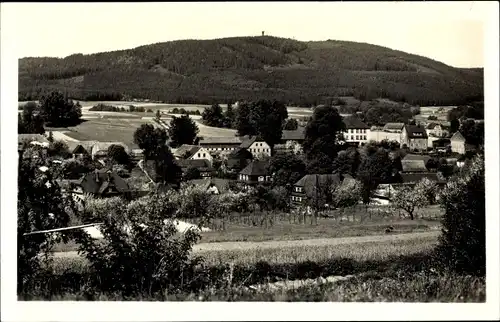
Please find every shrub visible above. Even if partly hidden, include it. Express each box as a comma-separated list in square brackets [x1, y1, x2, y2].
[73, 193, 203, 296]
[436, 155, 485, 276]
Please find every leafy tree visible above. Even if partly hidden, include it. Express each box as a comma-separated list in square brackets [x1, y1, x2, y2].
[330, 178, 362, 209]
[302, 105, 345, 171]
[392, 184, 429, 220]
[333, 147, 361, 176]
[306, 152, 336, 174]
[155, 110, 161, 122]
[235, 102, 256, 137]
[267, 152, 306, 190]
[436, 155, 485, 275]
[224, 103, 235, 128]
[357, 148, 393, 204]
[450, 118, 460, 133]
[47, 140, 71, 159]
[73, 193, 202, 296]
[167, 115, 199, 148]
[152, 145, 182, 187]
[283, 118, 299, 131]
[133, 124, 168, 160]
[252, 100, 288, 149]
[459, 120, 484, 147]
[415, 177, 438, 205]
[39, 91, 82, 126]
[17, 147, 76, 294]
[202, 103, 224, 127]
[18, 102, 45, 134]
[107, 144, 130, 165]
[184, 167, 201, 181]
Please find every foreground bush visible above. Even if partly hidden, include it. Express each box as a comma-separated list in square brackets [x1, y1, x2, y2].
[437, 155, 485, 276]
[70, 193, 203, 297]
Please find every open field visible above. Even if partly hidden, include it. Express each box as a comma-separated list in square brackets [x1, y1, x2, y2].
[58, 118, 152, 148]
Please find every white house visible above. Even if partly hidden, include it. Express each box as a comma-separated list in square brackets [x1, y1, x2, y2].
[341, 117, 370, 145]
[449, 132, 475, 155]
[240, 136, 271, 158]
[173, 144, 214, 166]
[426, 123, 448, 138]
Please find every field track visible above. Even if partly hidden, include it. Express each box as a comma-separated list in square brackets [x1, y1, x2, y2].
[54, 231, 439, 258]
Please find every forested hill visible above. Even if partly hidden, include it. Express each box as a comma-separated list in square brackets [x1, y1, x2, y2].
[19, 36, 483, 106]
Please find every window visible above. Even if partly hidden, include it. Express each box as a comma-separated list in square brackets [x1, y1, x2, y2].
[363, 135, 367, 140]
[197, 153, 201, 157]
[258, 176, 264, 182]
[203, 153, 206, 157]
[295, 186, 302, 192]
[297, 197, 302, 202]
[356, 135, 359, 140]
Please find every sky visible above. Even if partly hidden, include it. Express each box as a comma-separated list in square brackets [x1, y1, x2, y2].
[1, 2, 489, 68]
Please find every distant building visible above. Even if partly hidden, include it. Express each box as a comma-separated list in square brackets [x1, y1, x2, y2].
[62, 169, 131, 202]
[174, 144, 213, 166]
[426, 123, 448, 138]
[401, 154, 432, 173]
[176, 159, 215, 179]
[341, 117, 370, 145]
[240, 136, 271, 159]
[238, 160, 272, 188]
[91, 142, 130, 161]
[291, 174, 353, 209]
[450, 131, 475, 155]
[383, 123, 405, 133]
[400, 125, 428, 151]
[198, 136, 243, 154]
[66, 141, 97, 159]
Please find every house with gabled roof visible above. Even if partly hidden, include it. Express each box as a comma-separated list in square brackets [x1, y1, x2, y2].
[426, 122, 448, 138]
[173, 144, 213, 166]
[291, 173, 353, 209]
[66, 141, 98, 159]
[91, 142, 130, 160]
[450, 131, 475, 155]
[400, 125, 428, 151]
[185, 178, 232, 195]
[383, 123, 405, 133]
[176, 159, 215, 179]
[240, 135, 271, 159]
[341, 117, 370, 145]
[238, 160, 272, 187]
[63, 169, 131, 201]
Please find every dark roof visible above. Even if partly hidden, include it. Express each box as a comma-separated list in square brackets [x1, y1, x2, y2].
[281, 128, 306, 141]
[239, 160, 270, 176]
[402, 154, 431, 163]
[294, 174, 343, 199]
[343, 117, 369, 129]
[404, 125, 428, 139]
[66, 141, 97, 154]
[401, 160, 428, 173]
[400, 172, 444, 184]
[187, 178, 232, 193]
[199, 136, 242, 145]
[383, 123, 404, 131]
[78, 170, 130, 195]
[174, 144, 202, 159]
[176, 159, 213, 171]
[239, 135, 265, 149]
[426, 122, 440, 130]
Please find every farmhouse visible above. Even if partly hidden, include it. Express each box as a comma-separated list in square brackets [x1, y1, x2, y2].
[383, 123, 404, 133]
[176, 159, 215, 179]
[91, 142, 130, 161]
[240, 135, 272, 159]
[198, 136, 243, 154]
[174, 144, 213, 166]
[186, 178, 232, 195]
[426, 123, 448, 138]
[450, 131, 475, 155]
[291, 173, 351, 208]
[66, 141, 97, 159]
[280, 127, 306, 144]
[63, 169, 131, 201]
[238, 160, 272, 188]
[341, 117, 370, 145]
[400, 125, 428, 151]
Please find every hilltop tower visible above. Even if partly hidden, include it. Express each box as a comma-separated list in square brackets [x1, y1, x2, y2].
[262, 31, 265, 36]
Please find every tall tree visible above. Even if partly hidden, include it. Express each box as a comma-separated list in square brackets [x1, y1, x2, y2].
[107, 144, 130, 165]
[235, 101, 256, 137]
[167, 114, 199, 148]
[39, 91, 82, 127]
[267, 152, 306, 190]
[283, 118, 299, 131]
[18, 102, 45, 134]
[223, 103, 235, 128]
[302, 105, 345, 172]
[252, 100, 288, 149]
[356, 148, 393, 204]
[133, 124, 168, 160]
[202, 103, 224, 127]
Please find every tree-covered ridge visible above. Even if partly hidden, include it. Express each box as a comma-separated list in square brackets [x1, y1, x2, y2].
[19, 36, 483, 106]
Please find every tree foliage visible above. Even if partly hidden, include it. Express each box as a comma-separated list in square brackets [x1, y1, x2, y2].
[436, 155, 485, 275]
[167, 115, 199, 148]
[392, 183, 429, 220]
[330, 178, 362, 209]
[283, 118, 299, 131]
[133, 124, 168, 160]
[302, 105, 345, 172]
[39, 91, 82, 126]
[202, 103, 224, 127]
[267, 152, 306, 191]
[356, 148, 394, 204]
[107, 144, 130, 165]
[18, 102, 45, 134]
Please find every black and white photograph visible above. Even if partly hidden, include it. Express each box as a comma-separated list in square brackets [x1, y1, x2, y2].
[1, 1, 499, 321]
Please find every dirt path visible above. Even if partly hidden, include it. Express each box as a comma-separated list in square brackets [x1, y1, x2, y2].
[54, 231, 439, 258]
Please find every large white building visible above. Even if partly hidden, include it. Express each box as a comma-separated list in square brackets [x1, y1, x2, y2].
[341, 117, 370, 145]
